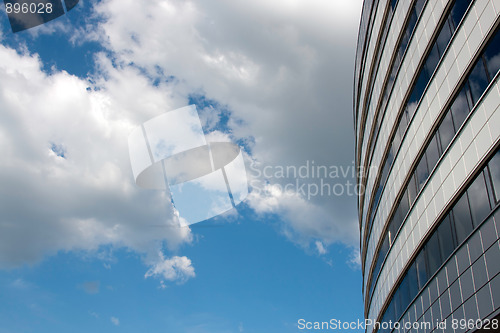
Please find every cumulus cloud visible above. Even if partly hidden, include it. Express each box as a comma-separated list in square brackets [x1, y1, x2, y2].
[0, 0, 363, 273]
[0, 44, 192, 273]
[88, 0, 364, 249]
[144, 253, 195, 285]
[347, 248, 361, 270]
[246, 184, 358, 249]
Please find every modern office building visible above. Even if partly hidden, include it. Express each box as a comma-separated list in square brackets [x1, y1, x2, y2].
[354, 0, 500, 332]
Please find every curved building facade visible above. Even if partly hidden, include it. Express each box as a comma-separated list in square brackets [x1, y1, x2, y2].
[354, 0, 500, 332]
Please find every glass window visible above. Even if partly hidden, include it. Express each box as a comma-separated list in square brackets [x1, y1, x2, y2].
[438, 110, 456, 153]
[450, 84, 472, 131]
[408, 71, 429, 114]
[426, 43, 440, 76]
[426, 232, 442, 274]
[400, 9, 417, 49]
[484, 167, 496, 208]
[416, 250, 428, 288]
[380, 236, 389, 261]
[393, 288, 403, 320]
[415, 0, 425, 15]
[426, 132, 440, 171]
[371, 186, 382, 216]
[437, 214, 455, 260]
[381, 156, 391, 188]
[483, 30, 500, 78]
[469, 58, 489, 104]
[393, 198, 405, 231]
[416, 154, 429, 192]
[388, 218, 397, 246]
[452, 193, 473, 244]
[436, 18, 453, 55]
[391, 141, 399, 160]
[400, 107, 409, 136]
[407, 262, 419, 301]
[467, 171, 491, 227]
[488, 150, 500, 203]
[407, 174, 417, 205]
[400, 188, 410, 219]
[385, 299, 396, 329]
[450, 0, 471, 28]
[399, 274, 411, 316]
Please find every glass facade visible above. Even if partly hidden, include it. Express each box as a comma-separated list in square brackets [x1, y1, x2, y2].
[354, 0, 500, 332]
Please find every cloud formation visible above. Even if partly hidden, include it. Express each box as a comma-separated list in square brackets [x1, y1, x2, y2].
[0, 44, 192, 281]
[144, 253, 195, 285]
[0, 0, 363, 275]
[90, 0, 363, 250]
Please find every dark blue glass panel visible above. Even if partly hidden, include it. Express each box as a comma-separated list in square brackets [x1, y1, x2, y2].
[438, 214, 455, 260]
[416, 154, 429, 192]
[426, 43, 441, 76]
[469, 58, 489, 104]
[488, 150, 500, 203]
[399, 274, 411, 317]
[450, 83, 472, 131]
[452, 194, 473, 245]
[408, 262, 419, 301]
[415, 0, 426, 15]
[438, 110, 456, 153]
[467, 171, 491, 227]
[426, 232, 442, 273]
[436, 18, 453, 55]
[483, 28, 500, 79]
[426, 132, 440, 171]
[450, 0, 472, 29]
[416, 250, 428, 288]
[407, 174, 417, 205]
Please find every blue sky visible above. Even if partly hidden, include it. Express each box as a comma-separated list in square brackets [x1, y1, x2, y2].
[0, 1, 364, 332]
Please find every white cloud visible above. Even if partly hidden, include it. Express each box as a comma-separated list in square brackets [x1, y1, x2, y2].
[0, 44, 192, 274]
[88, 0, 363, 250]
[347, 247, 361, 270]
[145, 253, 195, 285]
[0, 0, 364, 272]
[315, 241, 327, 255]
[111, 316, 120, 326]
[246, 184, 358, 249]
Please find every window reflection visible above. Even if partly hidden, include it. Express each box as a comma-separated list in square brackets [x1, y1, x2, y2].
[467, 171, 491, 227]
[366, 4, 500, 310]
[416, 251, 428, 288]
[377, 147, 499, 328]
[469, 58, 490, 103]
[484, 30, 500, 78]
[416, 155, 429, 192]
[438, 215, 455, 259]
[438, 111, 456, 153]
[452, 194, 473, 244]
[488, 151, 500, 203]
[450, 84, 472, 131]
[426, 133, 440, 170]
[426, 233, 442, 273]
